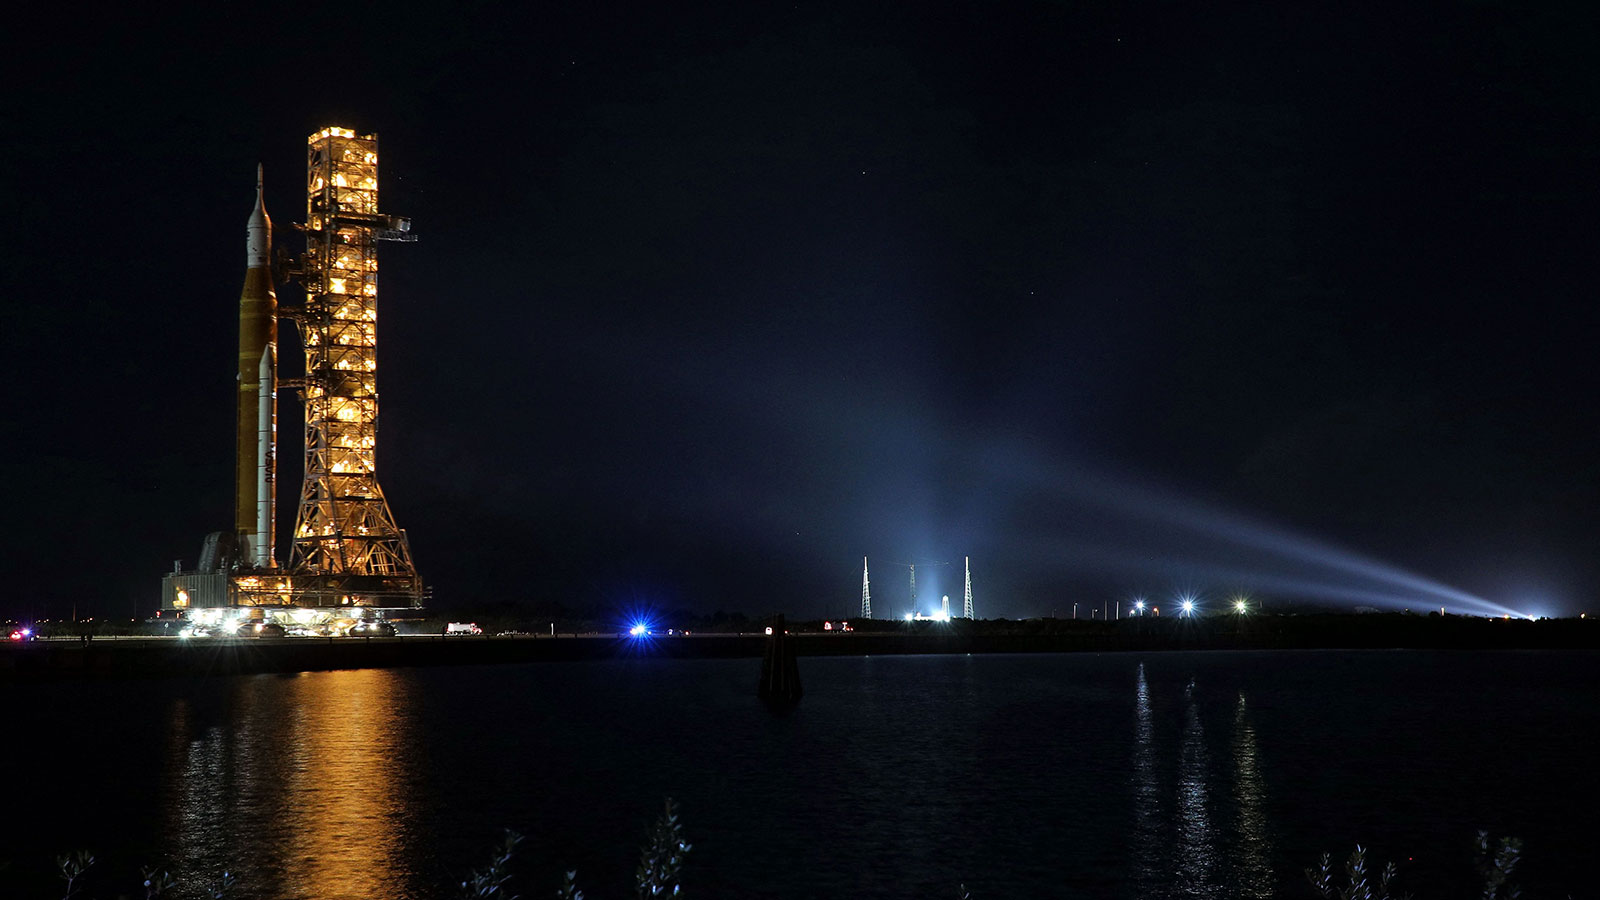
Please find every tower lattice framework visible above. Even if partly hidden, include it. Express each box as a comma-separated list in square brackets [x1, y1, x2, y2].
[861, 557, 872, 619]
[963, 557, 974, 619]
[287, 126, 420, 607]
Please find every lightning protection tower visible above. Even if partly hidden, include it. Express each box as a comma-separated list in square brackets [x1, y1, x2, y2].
[963, 556, 974, 619]
[285, 126, 421, 609]
[887, 559, 947, 618]
[861, 557, 872, 619]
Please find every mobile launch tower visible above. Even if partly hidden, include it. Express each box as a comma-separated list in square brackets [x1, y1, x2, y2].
[281, 126, 420, 607]
[162, 126, 422, 626]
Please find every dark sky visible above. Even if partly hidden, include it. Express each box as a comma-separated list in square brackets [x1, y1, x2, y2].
[3, 1, 1596, 620]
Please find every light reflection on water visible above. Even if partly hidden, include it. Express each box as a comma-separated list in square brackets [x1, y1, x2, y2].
[11, 651, 1571, 899]
[1232, 693, 1274, 899]
[167, 697, 229, 889]
[162, 670, 419, 900]
[1176, 677, 1218, 899]
[1132, 663, 1163, 897]
[157, 659, 1268, 899]
[1133, 668, 1274, 900]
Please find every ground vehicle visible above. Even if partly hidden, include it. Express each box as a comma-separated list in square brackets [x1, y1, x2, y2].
[348, 621, 396, 637]
[236, 621, 286, 638]
[445, 622, 483, 635]
[8, 626, 35, 642]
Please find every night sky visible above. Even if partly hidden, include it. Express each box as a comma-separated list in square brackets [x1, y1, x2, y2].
[4, 2, 1596, 620]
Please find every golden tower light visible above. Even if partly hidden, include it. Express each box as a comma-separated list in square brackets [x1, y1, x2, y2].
[283, 126, 421, 609]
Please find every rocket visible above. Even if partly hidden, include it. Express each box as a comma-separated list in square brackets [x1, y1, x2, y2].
[236, 164, 277, 569]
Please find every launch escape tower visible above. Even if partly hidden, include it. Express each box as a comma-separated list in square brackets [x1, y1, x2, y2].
[284, 127, 420, 608]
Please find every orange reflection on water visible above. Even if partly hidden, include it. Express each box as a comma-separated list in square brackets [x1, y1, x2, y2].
[164, 669, 420, 900]
[280, 669, 415, 900]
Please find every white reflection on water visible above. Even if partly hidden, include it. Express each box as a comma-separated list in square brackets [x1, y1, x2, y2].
[1231, 692, 1274, 899]
[1134, 670, 1279, 900]
[1176, 677, 1218, 899]
[163, 670, 419, 900]
[166, 698, 231, 888]
[1132, 663, 1164, 897]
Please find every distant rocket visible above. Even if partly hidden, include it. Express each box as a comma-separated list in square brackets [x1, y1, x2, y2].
[236, 164, 277, 569]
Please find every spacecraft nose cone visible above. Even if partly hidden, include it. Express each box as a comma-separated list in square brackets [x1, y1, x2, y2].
[247, 164, 271, 269]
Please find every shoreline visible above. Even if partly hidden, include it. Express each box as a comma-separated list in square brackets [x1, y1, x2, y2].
[2, 616, 1595, 682]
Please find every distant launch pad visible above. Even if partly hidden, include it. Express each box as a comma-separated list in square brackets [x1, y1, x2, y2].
[161, 127, 422, 631]
[860, 556, 976, 621]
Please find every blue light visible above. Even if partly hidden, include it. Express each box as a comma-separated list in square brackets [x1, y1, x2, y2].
[629, 623, 648, 637]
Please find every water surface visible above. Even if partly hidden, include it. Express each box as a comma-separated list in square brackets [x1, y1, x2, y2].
[2, 650, 1594, 898]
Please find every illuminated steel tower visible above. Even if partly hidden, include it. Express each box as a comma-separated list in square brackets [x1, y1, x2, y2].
[963, 556, 974, 619]
[861, 557, 872, 619]
[286, 126, 420, 607]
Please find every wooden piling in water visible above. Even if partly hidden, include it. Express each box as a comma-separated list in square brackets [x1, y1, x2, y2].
[757, 614, 803, 705]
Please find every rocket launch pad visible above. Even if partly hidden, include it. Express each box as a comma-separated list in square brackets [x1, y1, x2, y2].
[162, 127, 422, 628]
